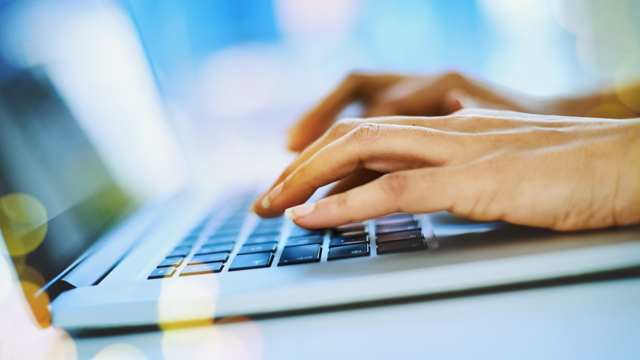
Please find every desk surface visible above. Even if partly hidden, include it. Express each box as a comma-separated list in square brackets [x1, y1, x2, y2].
[64, 276, 640, 360]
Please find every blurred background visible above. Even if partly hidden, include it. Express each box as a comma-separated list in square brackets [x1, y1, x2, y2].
[1, 0, 640, 194]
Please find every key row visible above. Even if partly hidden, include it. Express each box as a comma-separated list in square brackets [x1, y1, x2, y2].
[150, 213, 428, 279]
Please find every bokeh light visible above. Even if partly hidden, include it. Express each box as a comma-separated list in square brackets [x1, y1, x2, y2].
[0, 193, 48, 257]
[91, 343, 148, 360]
[157, 276, 219, 330]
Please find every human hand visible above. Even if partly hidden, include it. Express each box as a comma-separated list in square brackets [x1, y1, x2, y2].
[286, 72, 542, 152]
[255, 110, 640, 231]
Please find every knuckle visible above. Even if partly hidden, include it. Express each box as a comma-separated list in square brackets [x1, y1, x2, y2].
[442, 71, 466, 84]
[331, 118, 361, 137]
[378, 172, 408, 199]
[351, 123, 382, 145]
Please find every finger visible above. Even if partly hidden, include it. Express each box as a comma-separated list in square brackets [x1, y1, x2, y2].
[267, 124, 464, 213]
[287, 73, 403, 152]
[326, 169, 383, 196]
[283, 164, 490, 228]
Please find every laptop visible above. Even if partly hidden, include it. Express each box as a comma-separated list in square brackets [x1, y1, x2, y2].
[1, 0, 639, 334]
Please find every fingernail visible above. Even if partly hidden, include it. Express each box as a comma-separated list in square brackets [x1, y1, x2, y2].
[284, 202, 316, 220]
[262, 183, 283, 209]
[248, 204, 255, 213]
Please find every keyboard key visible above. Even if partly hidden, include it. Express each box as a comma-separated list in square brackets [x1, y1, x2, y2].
[332, 223, 366, 235]
[376, 230, 423, 244]
[190, 226, 205, 235]
[244, 234, 279, 245]
[180, 263, 224, 276]
[330, 235, 368, 247]
[377, 222, 420, 234]
[278, 244, 321, 265]
[167, 247, 191, 258]
[377, 237, 427, 254]
[286, 235, 323, 246]
[251, 227, 281, 236]
[334, 222, 366, 232]
[376, 214, 414, 226]
[238, 242, 277, 255]
[229, 252, 274, 271]
[148, 267, 176, 279]
[205, 237, 236, 245]
[251, 227, 280, 236]
[189, 253, 229, 265]
[212, 228, 241, 237]
[196, 243, 235, 255]
[328, 243, 370, 260]
[181, 236, 199, 246]
[158, 257, 183, 267]
[289, 226, 323, 238]
[335, 229, 367, 237]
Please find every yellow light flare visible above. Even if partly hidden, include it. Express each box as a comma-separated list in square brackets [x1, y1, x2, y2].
[157, 277, 219, 331]
[615, 52, 640, 112]
[586, 103, 635, 119]
[0, 193, 48, 257]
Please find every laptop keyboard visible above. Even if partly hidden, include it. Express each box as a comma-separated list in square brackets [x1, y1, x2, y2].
[148, 194, 431, 279]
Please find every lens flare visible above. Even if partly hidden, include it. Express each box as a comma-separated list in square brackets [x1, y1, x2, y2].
[0, 193, 48, 257]
[91, 343, 147, 360]
[157, 277, 219, 330]
[161, 316, 265, 360]
[615, 51, 640, 112]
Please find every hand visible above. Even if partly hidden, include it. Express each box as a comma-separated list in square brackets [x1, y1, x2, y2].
[286, 72, 542, 152]
[255, 109, 640, 231]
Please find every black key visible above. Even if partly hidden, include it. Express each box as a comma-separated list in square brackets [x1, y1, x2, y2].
[334, 229, 367, 237]
[334, 222, 366, 232]
[278, 244, 321, 266]
[376, 214, 414, 226]
[167, 247, 191, 258]
[158, 257, 183, 267]
[229, 252, 274, 271]
[289, 226, 323, 238]
[332, 222, 367, 237]
[196, 243, 235, 255]
[245, 234, 279, 245]
[376, 230, 423, 244]
[148, 267, 176, 279]
[328, 243, 370, 260]
[287, 235, 323, 247]
[330, 235, 368, 247]
[189, 253, 229, 265]
[180, 263, 224, 276]
[377, 221, 420, 234]
[377, 237, 426, 254]
[238, 242, 277, 255]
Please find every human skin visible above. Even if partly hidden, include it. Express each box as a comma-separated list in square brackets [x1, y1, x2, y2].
[253, 72, 640, 231]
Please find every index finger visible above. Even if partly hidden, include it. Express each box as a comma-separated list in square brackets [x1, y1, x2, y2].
[286, 73, 404, 151]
